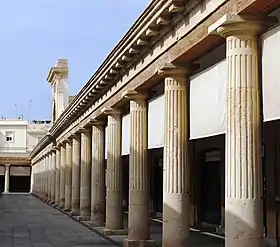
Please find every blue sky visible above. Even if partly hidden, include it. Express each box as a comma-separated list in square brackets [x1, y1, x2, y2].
[0, 0, 149, 121]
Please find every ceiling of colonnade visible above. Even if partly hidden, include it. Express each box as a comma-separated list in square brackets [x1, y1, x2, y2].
[0, 0, 150, 120]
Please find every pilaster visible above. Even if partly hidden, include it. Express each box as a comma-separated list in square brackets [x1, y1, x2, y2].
[158, 63, 191, 247]
[209, 14, 277, 247]
[101, 107, 124, 232]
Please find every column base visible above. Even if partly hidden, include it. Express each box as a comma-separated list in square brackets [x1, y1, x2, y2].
[77, 216, 90, 222]
[70, 211, 78, 216]
[58, 205, 65, 209]
[124, 239, 155, 247]
[64, 208, 71, 212]
[102, 228, 128, 236]
[89, 221, 105, 227]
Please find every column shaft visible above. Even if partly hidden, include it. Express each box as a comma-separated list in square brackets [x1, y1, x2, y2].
[51, 151, 56, 203]
[55, 148, 61, 204]
[44, 156, 48, 199]
[72, 134, 81, 215]
[30, 165, 34, 194]
[65, 140, 73, 211]
[59, 144, 66, 208]
[80, 129, 91, 219]
[160, 66, 190, 247]
[224, 27, 262, 247]
[48, 154, 52, 200]
[105, 111, 123, 230]
[91, 122, 105, 225]
[4, 165, 10, 193]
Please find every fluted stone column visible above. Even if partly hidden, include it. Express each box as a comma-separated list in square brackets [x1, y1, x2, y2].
[65, 139, 73, 211]
[40, 160, 43, 197]
[59, 143, 66, 208]
[30, 165, 34, 194]
[71, 133, 81, 215]
[102, 107, 123, 232]
[123, 90, 154, 247]
[159, 64, 190, 247]
[4, 164, 10, 193]
[50, 150, 56, 203]
[79, 127, 91, 220]
[43, 156, 47, 199]
[89, 120, 105, 226]
[209, 14, 276, 247]
[55, 147, 61, 205]
[48, 153, 52, 201]
[44, 155, 49, 200]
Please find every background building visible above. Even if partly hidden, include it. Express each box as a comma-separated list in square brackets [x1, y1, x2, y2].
[0, 119, 50, 192]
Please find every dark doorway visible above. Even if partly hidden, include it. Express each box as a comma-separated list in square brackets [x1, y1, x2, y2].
[154, 156, 163, 214]
[9, 176, 30, 193]
[201, 151, 222, 225]
[0, 175, 4, 192]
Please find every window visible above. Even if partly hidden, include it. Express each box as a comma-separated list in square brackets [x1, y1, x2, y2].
[6, 131, 13, 143]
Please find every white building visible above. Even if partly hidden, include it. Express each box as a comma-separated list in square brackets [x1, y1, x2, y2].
[0, 119, 50, 193]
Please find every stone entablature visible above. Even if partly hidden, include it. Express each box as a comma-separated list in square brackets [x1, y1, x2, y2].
[30, 0, 280, 160]
[30, 0, 229, 158]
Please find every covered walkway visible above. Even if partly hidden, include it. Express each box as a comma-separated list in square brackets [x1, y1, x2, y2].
[0, 194, 114, 247]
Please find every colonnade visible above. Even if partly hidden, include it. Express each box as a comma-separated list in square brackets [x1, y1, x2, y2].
[31, 15, 272, 247]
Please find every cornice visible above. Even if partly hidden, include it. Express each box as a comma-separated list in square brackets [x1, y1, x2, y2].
[29, 0, 190, 159]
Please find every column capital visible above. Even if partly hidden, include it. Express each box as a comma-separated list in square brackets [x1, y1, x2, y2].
[87, 118, 105, 128]
[78, 126, 91, 134]
[121, 90, 148, 102]
[101, 107, 122, 117]
[5, 164, 10, 167]
[50, 148, 56, 153]
[158, 63, 198, 78]
[208, 14, 277, 37]
[70, 131, 81, 139]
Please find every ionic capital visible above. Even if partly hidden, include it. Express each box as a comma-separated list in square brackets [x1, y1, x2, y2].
[121, 90, 148, 102]
[208, 14, 277, 37]
[101, 107, 122, 117]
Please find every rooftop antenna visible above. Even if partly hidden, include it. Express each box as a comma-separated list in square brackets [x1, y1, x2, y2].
[28, 100, 32, 122]
[14, 104, 17, 119]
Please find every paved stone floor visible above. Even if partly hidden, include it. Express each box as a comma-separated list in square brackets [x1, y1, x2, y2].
[0, 194, 115, 247]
